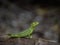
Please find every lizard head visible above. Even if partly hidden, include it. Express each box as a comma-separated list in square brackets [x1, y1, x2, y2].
[31, 21, 39, 27]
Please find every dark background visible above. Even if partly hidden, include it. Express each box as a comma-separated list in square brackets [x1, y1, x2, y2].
[0, 0, 60, 44]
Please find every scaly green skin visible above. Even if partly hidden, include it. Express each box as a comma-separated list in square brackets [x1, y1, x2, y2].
[8, 21, 39, 38]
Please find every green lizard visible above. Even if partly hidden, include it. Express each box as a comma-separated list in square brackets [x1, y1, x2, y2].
[8, 21, 39, 38]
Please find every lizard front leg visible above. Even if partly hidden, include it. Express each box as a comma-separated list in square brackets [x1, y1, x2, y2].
[25, 35, 33, 39]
